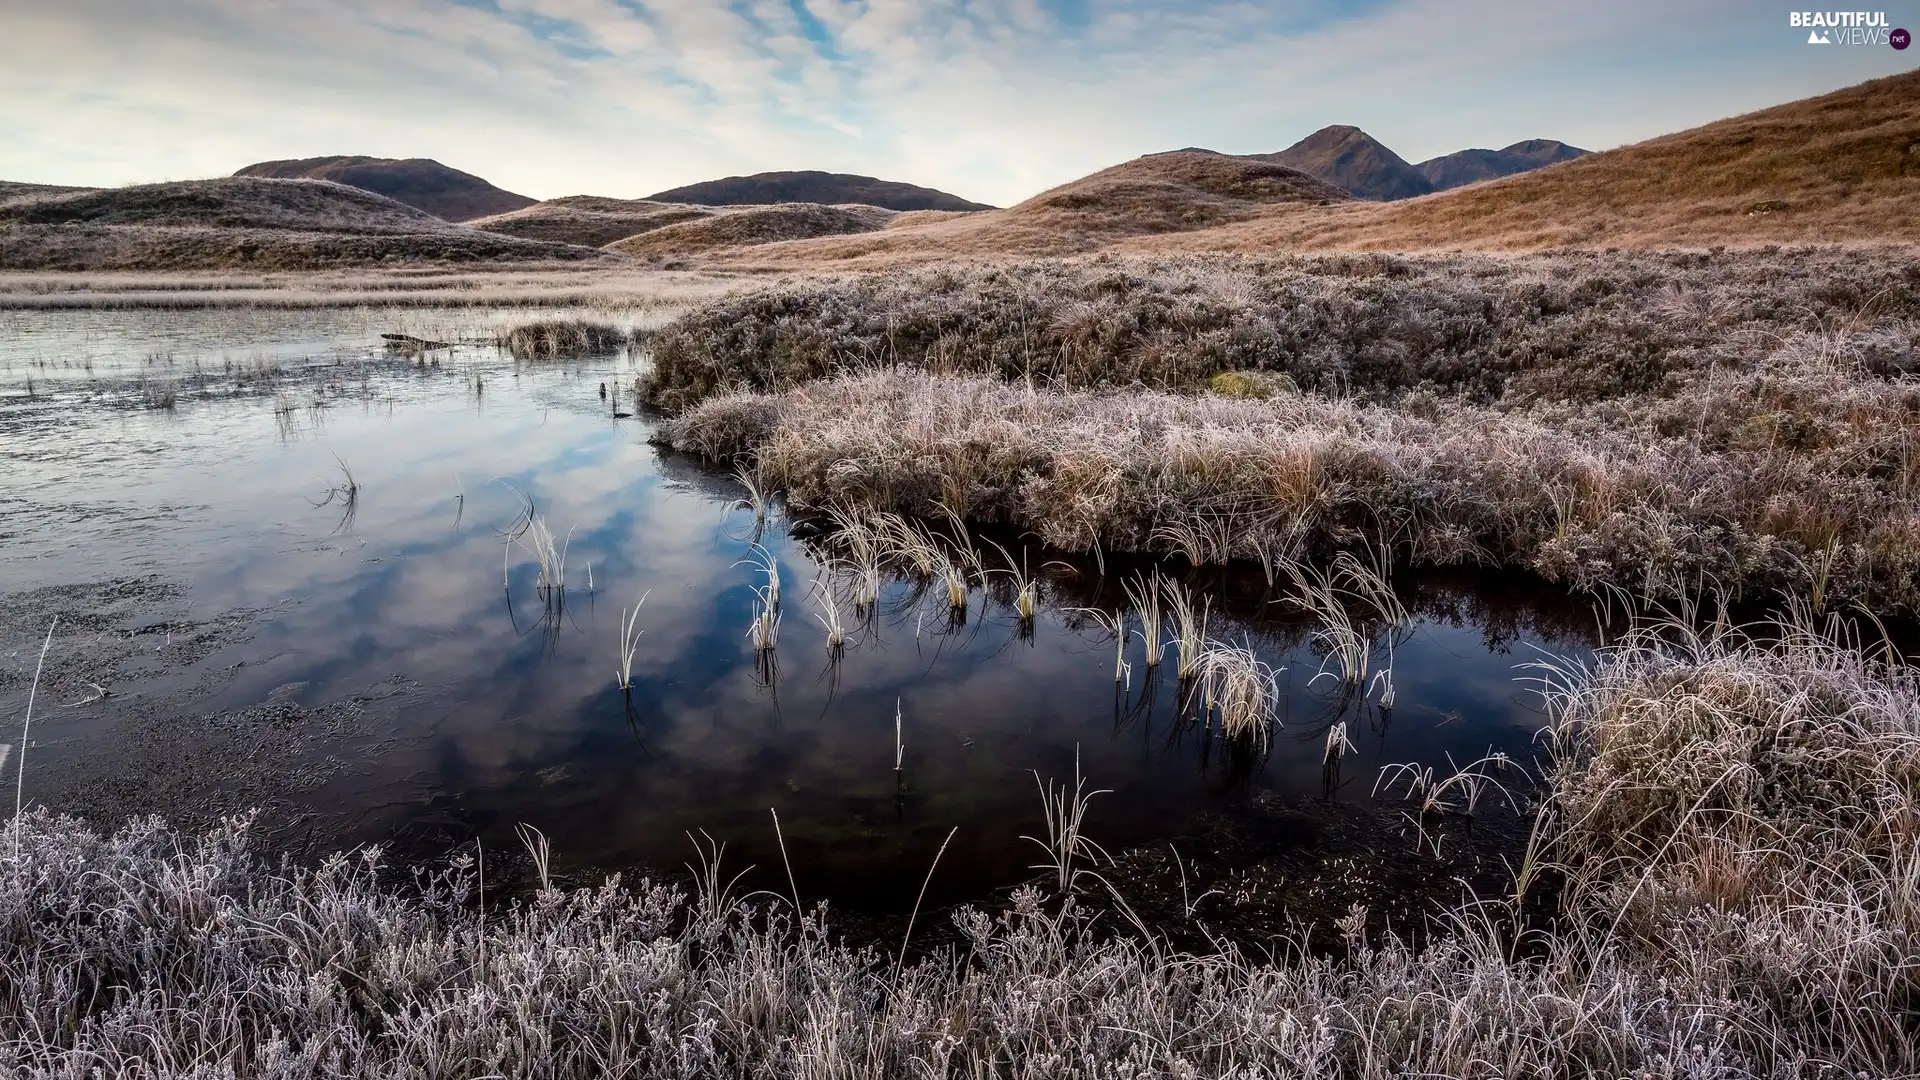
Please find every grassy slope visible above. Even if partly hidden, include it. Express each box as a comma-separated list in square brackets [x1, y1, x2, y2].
[0, 178, 615, 270]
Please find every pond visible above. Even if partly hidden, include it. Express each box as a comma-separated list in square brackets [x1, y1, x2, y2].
[0, 305, 1597, 925]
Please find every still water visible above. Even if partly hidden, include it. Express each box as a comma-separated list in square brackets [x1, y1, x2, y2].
[0, 306, 1595, 913]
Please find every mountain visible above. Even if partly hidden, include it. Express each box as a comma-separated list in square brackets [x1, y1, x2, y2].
[1123, 68, 1920, 253]
[232, 156, 535, 221]
[0, 177, 609, 270]
[644, 171, 992, 212]
[1417, 140, 1589, 191]
[1249, 126, 1434, 201]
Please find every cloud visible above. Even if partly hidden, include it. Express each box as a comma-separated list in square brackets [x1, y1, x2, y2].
[0, 0, 1908, 205]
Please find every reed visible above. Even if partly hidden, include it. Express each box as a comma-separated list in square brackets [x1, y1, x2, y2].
[1122, 571, 1165, 668]
[1187, 639, 1282, 747]
[746, 588, 781, 652]
[1021, 745, 1113, 894]
[734, 462, 770, 529]
[734, 543, 780, 610]
[1162, 577, 1209, 681]
[614, 592, 650, 692]
[809, 575, 847, 651]
[11, 619, 54, 824]
[1324, 720, 1354, 761]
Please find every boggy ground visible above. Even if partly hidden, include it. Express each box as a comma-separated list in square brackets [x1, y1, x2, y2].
[649, 249, 1920, 609]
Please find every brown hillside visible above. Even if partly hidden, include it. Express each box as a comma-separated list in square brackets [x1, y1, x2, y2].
[1252, 126, 1434, 200]
[697, 152, 1351, 267]
[607, 203, 896, 260]
[470, 197, 714, 247]
[1138, 69, 1920, 253]
[646, 170, 992, 212]
[235, 156, 535, 221]
[0, 178, 610, 270]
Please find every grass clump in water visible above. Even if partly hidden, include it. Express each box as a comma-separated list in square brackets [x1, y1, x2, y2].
[498, 319, 628, 360]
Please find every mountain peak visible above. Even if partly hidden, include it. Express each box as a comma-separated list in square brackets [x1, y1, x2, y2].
[1246, 126, 1433, 201]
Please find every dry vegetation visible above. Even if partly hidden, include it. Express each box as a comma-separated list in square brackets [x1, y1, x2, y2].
[650, 250, 1920, 607]
[469, 196, 715, 247]
[0, 179, 614, 271]
[2, 611, 1914, 1075]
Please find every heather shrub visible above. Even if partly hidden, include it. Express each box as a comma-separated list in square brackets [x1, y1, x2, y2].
[640, 249, 1920, 411]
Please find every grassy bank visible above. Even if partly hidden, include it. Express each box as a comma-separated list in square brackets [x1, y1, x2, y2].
[2, 618, 1915, 1076]
[646, 251, 1920, 608]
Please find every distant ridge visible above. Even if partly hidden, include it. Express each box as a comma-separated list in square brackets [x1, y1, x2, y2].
[0, 177, 609, 270]
[1417, 140, 1589, 191]
[233, 156, 535, 221]
[645, 170, 992, 212]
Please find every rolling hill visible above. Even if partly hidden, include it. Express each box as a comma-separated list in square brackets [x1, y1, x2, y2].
[645, 171, 992, 212]
[233, 156, 535, 221]
[469, 196, 715, 248]
[0, 177, 611, 270]
[607, 203, 896, 260]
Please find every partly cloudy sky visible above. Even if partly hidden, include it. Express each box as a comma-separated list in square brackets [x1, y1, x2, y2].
[2, 0, 1912, 206]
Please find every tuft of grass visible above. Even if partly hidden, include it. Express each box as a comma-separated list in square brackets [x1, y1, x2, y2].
[498, 319, 628, 360]
[1021, 745, 1113, 895]
[1187, 639, 1283, 747]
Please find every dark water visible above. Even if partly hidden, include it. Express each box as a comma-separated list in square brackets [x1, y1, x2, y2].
[0, 307, 1597, 913]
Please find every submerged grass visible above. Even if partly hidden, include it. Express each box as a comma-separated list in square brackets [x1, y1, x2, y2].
[2, 611, 1915, 1075]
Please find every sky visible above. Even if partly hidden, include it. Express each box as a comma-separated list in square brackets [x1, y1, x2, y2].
[1, 0, 1913, 207]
